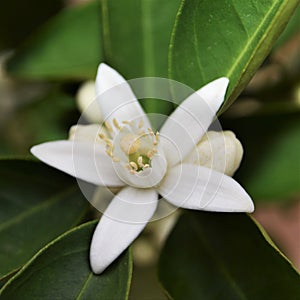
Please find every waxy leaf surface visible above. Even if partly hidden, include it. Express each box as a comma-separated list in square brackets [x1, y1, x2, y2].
[0, 159, 88, 279]
[159, 211, 300, 299]
[0, 221, 132, 299]
[169, 0, 299, 112]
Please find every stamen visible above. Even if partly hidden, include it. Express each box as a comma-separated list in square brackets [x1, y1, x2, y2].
[138, 120, 144, 128]
[122, 120, 133, 126]
[153, 132, 160, 145]
[148, 128, 155, 136]
[137, 156, 144, 168]
[101, 120, 159, 175]
[113, 118, 121, 130]
[129, 161, 138, 171]
[106, 149, 113, 157]
[105, 121, 113, 132]
[104, 138, 113, 147]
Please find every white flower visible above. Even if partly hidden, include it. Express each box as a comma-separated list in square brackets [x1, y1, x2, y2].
[31, 63, 254, 274]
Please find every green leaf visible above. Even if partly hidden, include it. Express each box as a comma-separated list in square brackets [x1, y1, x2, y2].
[169, 0, 299, 112]
[0, 275, 11, 290]
[101, 0, 181, 116]
[159, 212, 300, 300]
[0, 221, 133, 300]
[101, 0, 180, 78]
[0, 90, 79, 156]
[223, 111, 300, 202]
[273, 5, 300, 49]
[0, 159, 89, 279]
[6, 1, 102, 80]
[0, 0, 62, 50]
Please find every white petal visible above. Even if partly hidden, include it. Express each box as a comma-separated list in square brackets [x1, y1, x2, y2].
[68, 124, 107, 144]
[95, 63, 151, 131]
[31, 140, 124, 187]
[158, 164, 254, 213]
[160, 78, 229, 166]
[90, 186, 158, 274]
[184, 131, 243, 176]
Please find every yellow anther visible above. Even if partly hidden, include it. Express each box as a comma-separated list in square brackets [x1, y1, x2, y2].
[106, 149, 113, 157]
[101, 121, 159, 173]
[138, 120, 144, 128]
[105, 121, 113, 132]
[137, 156, 144, 168]
[104, 138, 113, 147]
[129, 161, 138, 171]
[148, 128, 155, 136]
[156, 132, 160, 140]
[113, 118, 121, 130]
[122, 120, 133, 125]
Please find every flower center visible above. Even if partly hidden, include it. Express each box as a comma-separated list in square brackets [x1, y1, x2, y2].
[100, 118, 159, 174]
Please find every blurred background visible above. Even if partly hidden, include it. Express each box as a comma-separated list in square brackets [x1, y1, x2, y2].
[0, 0, 299, 298]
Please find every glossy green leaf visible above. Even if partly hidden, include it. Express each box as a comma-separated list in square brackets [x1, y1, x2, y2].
[223, 111, 300, 202]
[169, 0, 299, 112]
[6, 1, 102, 80]
[0, 159, 89, 279]
[274, 5, 300, 49]
[0, 221, 133, 300]
[101, 0, 181, 116]
[0, 275, 11, 290]
[159, 211, 300, 300]
[101, 0, 180, 78]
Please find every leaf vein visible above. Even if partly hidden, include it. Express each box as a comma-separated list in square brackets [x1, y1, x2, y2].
[75, 272, 94, 300]
[0, 186, 77, 232]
